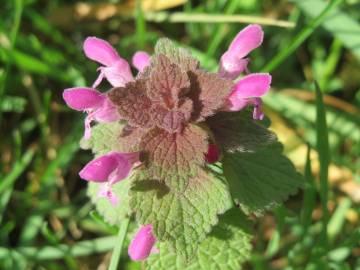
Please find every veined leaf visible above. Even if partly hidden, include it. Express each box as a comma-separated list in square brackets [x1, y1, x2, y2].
[146, 208, 252, 270]
[87, 180, 131, 226]
[223, 143, 303, 215]
[129, 168, 232, 259]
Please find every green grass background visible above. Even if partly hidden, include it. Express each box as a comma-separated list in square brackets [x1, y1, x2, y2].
[0, 0, 359, 269]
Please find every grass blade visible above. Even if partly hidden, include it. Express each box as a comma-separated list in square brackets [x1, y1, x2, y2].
[0, 148, 35, 224]
[261, 0, 344, 72]
[108, 218, 130, 270]
[295, 0, 360, 61]
[0, 0, 24, 125]
[315, 81, 330, 248]
[145, 12, 296, 28]
[0, 236, 117, 261]
[300, 144, 316, 232]
[327, 198, 351, 242]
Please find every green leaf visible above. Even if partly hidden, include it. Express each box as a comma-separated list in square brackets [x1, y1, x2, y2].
[87, 180, 132, 226]
[207, 111, 276, 153]
[139, 124, 209, 191]
[80, 122, 126, 155]
[223, 143, 303, 215]
[82, 122, 133, 225]
[146, 208, 252, 270]
[129, 168, 232, 259]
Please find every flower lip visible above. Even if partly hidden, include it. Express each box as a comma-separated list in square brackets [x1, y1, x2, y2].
[232, 73, 272, 99]
[63, 87, 105, 111]
[98, 58, 134, 88]
[79, 152, 139, 183]
[79, 152, 120, 182]
[128, 224, 157, 261]
[83, 36, 134, 88]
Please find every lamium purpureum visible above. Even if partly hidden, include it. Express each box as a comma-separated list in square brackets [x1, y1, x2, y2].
[63, 25, 303, 269]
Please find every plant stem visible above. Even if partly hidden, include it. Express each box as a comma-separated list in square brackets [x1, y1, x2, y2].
[108, 218, 130, 270]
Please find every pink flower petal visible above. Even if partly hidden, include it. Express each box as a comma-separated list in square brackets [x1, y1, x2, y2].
[93, 99, 120, 122]
[219, 24, 263, 79]
[108, 161, 131, 184]
[218, 52, 249, 79]
[84, 114, 94, 140]
[205, 144, 221, 163]
[132, 51, 151, 72]
[251, 97, 264, 120]
[101, 59, 134, 87]
[228, 24, 264, 59]
[98, 183, 119, 205]
[128, 225, 157, 261]
[232, 73, 272, 98]
[79, 153, 119, 182]
[83, 37, 120, 66]
[63, 88, 105, 111]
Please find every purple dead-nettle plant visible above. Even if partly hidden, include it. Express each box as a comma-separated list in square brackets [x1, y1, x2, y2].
[63, 24, 303, 269]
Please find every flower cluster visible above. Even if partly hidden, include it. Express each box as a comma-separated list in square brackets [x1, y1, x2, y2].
[63, 24, 271, 261]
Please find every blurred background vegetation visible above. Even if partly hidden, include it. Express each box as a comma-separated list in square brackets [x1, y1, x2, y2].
[0, 0, 359, 269]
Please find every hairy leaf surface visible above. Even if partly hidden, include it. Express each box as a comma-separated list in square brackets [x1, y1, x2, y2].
[87, 180, 131, 225]
[108, 80, 154, 128]
[207, 111, 277, 153]
[147, 54, 190, 106]
[188, 70, 233, 121]
[223, 143, 303, 215]
[155, 38, 199, 71]
[146, 208, 252, 270]
[140, 124, 208, 191]
[80, 122, 124, 154]
[129, 168, 232, 258]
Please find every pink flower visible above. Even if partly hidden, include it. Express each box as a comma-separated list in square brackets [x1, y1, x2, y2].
[219, 24, 263, 79]
[79, 152, 139, 205]
[132, 51, 151, 72]
[83, 37, 134, 88]
[63, 87, 120, 139]
[205, 144, 221, 164]
[225, 73, 272, 120]
[128, 224, 157, 261]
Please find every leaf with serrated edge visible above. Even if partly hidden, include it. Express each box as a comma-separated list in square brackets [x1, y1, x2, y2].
[80, 122, 124, 155]
[87, 179, 131, 225]
[223, 143, 303, 215]
[207, 111, 277, 153]
[81, 122, 134, 225]
[146, 208, 252, 270]
[140, 124, 208, 191]
[129, 168, 233, 259]
[188, 70, 233, 122]
[155, 38, 199, 71]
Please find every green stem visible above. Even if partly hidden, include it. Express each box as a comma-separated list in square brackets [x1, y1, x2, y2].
[108, 218, 130, 270]
[261, 0, 343, 72]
